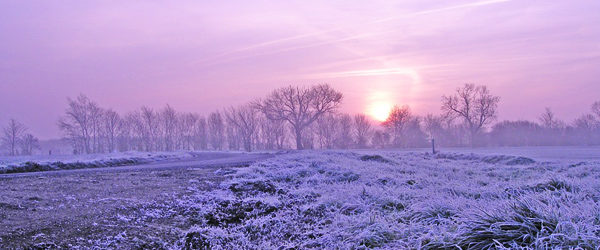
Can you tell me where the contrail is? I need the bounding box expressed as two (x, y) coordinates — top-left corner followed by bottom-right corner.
(314, 68), (419, 78)
(198, 33), (374, 68)
(411, 0), (511, 16)
(201, 0), (512, 65)
(307, 68), (421, 85)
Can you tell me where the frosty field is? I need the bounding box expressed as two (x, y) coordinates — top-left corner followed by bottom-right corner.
(1, 147), (599, 249)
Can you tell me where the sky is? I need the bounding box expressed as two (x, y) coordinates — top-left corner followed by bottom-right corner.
(1, 0), (599, 139)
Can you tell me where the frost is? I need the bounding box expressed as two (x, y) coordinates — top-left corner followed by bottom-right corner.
(0, 151), (224, 174)
(7, 149), (599, 248)
(170, 151), (600, 248)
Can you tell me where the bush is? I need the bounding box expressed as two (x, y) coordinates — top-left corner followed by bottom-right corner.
(360, 155), (393, 164)
(179, 227), (238, 250)
(505, 156), (536, 166)
(5, 161), (53, 173)
(181, 231), (212, 250)
(326, 170), (360, 183)
(204, 199), (279, 226)
(228, 180), (280, 196)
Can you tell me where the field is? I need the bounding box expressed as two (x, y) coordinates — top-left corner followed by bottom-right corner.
(1, 147), (599, 249)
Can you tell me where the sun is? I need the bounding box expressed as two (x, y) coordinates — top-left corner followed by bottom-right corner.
(368, 102), (393, 122)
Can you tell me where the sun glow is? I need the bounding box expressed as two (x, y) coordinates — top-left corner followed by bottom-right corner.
(368, 101), (393, 122)
(359, 67), (419, 123)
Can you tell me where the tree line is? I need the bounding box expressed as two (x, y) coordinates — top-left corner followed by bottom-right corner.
(2, 83), (599, 155)
(1, 119), (40, 156)
(55, 84), (342, 154)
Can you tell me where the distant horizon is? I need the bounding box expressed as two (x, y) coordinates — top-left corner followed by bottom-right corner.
(10, 85), (599, 141)
(2, 0), (599, 139)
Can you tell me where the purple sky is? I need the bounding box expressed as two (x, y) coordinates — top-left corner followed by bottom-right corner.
(1, 0), (599, 139)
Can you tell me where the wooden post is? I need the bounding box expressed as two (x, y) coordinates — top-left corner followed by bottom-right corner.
(431, 138), (436, 154)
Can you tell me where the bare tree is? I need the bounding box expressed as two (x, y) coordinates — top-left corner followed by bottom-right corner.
(354, 114), (372, 148)
(591, 102), (600, 141)
(225, 104), (259, 152)
(422, 114), (464, 147)
(335, 114), (353, 149)
(573, 114), (598, 145)
(194, 116), (208, 150)
(442, 84), (500, 146)
(573, 114), (597, 130)
(539, 107), (564, 129)
(160, 104), (177, 151)
(301, 124), (316, 149)
(140, 106), (159, 151)
(225, 119), (241, 150)
(257, 115), (286, 150)
(536, 108), (566, 145)
(404, 116), (427, 147)
(371, 130), (390, 149)
(88, 102), (104, 153)
(208, 111), (225, 150)
(58, 95), (99, 154)
(178, 113), (198, 150)
(255, 84), (343, 149)
(271, 119), (287, 149)
(103, 109), (121, 153)
(118, 113), (135, 152)
(592, 101), (600, 120)
(122, 111), (144, 151)
(382, 105), (412, 147)
(20, 134), (40, 155)
(315, 114), (337, 149)
(490, 120), (543, 146)
(2, 119), (27, 156)
(423, 114), (442, 139)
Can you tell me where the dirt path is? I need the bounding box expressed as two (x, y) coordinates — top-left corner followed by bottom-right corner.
(0, 153), (273, 248)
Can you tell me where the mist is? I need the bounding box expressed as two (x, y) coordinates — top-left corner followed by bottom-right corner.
(3, 83), (598, 156)
(2, 1), (600, 249)
(2, 0), (600, 139)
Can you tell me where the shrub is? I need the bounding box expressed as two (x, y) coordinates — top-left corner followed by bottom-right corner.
(204, 199), (279, 226)
(505, 157), (536, 166)
(180, 227), (237, 250)
(228, 180), (280, 196)
(360, 155), (393, 164)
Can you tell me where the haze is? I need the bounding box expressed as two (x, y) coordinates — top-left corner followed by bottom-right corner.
(1, 0), (599, 139)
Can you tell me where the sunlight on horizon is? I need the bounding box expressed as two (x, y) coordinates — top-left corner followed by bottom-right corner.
(360, 67), (419, 122)
(366, 90), (395, 122)
(368, 101), (393, 122)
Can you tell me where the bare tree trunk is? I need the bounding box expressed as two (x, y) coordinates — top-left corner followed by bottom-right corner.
(254, 84), (343, 150)
(294, 127), (303, 150)
(2, 119), (27, 156)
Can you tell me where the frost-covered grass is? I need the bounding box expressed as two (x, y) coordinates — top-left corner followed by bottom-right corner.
(2, 149), (599, 248)
(171, 150), (600, 249)
(0, 151), (203, 174)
